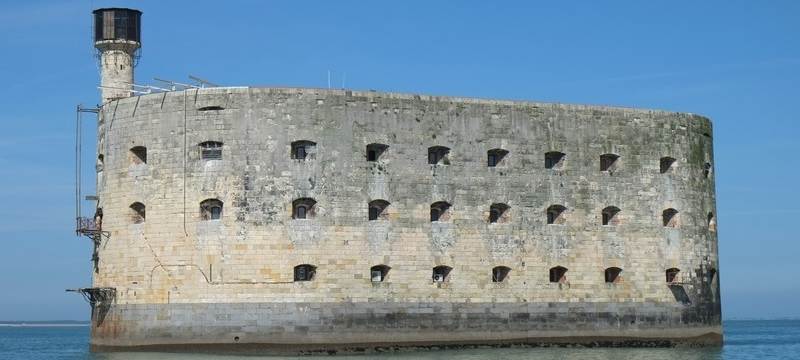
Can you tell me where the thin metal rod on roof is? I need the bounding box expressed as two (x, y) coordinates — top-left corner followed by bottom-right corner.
(130, 83), (171, 92)
(97, 85), (149, 95)
(153, 77), (199, 90)
(188, 75), (219, 88)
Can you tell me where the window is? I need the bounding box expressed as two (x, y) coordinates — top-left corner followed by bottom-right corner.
(547, 205), (566, 225)
(604, 267), (622, 283)
(666, 268), (680, 283)
(708, 212), (716, 232)
(96, 154), (104, 172)
(432, 265), (452, 283)
(130, 146), (147, 164)
(291, 140), (316, 160)
(599, 153), (619, 172)
(292, 198), (317, 219)
(93, 207), (103, 229)
(703, 163), (713, 178)
(129, 202), (145, 224)
(368, 199), (390, 221)
(492, 266), (511, 282)
(549, 266), (568, 283)
(370, 265), (390, 282)
(366, 143), (388, 162)
(660, 157), (676, 174)
(487, 149), (509, 167)
(545, 151), (565, 169)
(200, 199), (223, 220)
(489, 203), (509, 224)
(430, 201), (452, 222)
(428, 146), (450, 165)
(294, 264), (316, 282)
(662, 208), (679, 228)
(601, 206), (620, 226)
(198, 105), (224, 111)
(199, 141), (223, 160)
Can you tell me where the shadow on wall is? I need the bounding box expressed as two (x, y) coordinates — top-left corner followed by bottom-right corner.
(669, 285), (692, 305)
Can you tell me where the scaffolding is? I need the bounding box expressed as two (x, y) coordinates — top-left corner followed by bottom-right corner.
(75, 105), (107, 273)
(66, 287), (116, 306)
(69, 105), (117, 324)
(66, 287), (116, 325)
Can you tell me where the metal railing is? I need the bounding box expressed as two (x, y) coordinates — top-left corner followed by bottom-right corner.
(76, 216), (99, 234)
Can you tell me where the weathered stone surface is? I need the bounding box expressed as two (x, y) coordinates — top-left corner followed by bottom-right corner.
(91, 87), (721, 350)
(91, 301), (721, 351)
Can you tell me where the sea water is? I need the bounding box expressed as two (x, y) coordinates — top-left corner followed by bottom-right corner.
(1, 320), (798, 360)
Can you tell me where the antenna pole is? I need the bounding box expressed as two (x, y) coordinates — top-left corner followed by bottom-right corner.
(75, 105), (81, 235)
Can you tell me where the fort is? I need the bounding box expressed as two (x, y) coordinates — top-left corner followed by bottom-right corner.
(74, 8), (722, 352)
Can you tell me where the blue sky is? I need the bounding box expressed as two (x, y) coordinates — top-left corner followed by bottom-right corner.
(0, 0), (797, 320)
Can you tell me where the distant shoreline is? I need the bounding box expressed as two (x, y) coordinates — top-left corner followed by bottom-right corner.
(0, 321), (89, 327)
(0, 324), (89, 327)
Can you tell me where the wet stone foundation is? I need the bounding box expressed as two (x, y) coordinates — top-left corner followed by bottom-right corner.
(91, 301), (721, 353)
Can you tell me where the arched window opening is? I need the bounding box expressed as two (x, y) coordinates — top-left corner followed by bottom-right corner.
(549, 266), (568, 283)
(604, 267), (622, 283)
(662, 208), (679, 228)
(666, 268), (680, 283)
(599, 153), (619, 172)
(96, 154), (105, 172)
(291, 140), (316, 160)
(294, 264), (316, 282)
(199, 141), (223, 160)
(432, 265), (452, 283)
(370, 265), (390, 282)
(660, 157), (676, 174)
(366, 143), (388, 162)
(547, 205), (566, 225)
(602, 206), (620, 226)
(487, 149), (509, 167)
(130, 146), (147, 164)
(428, 146), (450, 165)
(492, 266), (511, 283)
(708, 212), (717, 232)
(430, 201), (452, 222)
(292, 198), (317, 220)
(368, 199), (390, 221)
(545, 151), (565, 169)
(489, 203), (510, 224)
(200, 199), (223, 220)
(198, 105), (224, 111)
(703, 163), (713, 178)
(129, 202), (145, 224)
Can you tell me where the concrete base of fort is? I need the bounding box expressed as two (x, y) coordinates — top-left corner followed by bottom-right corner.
(90, 302), (722, 353)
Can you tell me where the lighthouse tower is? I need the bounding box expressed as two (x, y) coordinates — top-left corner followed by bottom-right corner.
(93, 8), (142, 104)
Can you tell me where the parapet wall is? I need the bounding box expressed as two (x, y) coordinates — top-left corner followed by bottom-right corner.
(91, 87), (721, 349)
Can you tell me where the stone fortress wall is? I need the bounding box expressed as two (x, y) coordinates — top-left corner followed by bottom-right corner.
(91, 87), (721, 350)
